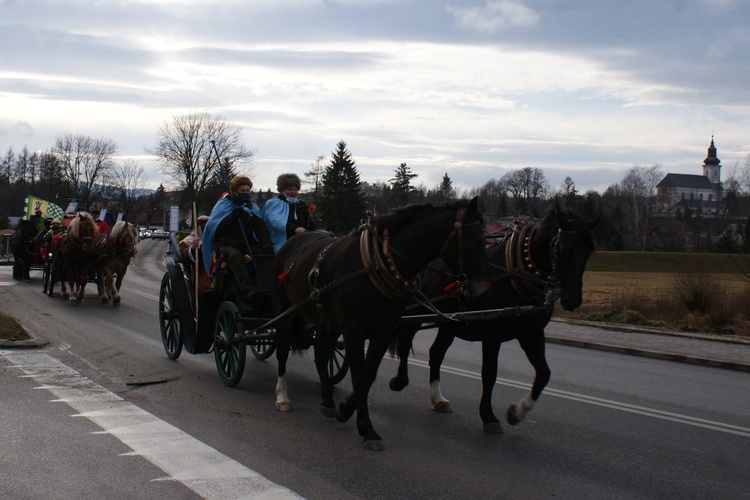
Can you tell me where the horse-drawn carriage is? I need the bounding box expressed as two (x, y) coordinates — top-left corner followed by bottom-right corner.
(158, 231), (349, 387)
(156, 199), (598, 450)
(44, 213), (139, 305)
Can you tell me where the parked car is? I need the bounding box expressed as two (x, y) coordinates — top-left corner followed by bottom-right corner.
(151, 229), (170, 240)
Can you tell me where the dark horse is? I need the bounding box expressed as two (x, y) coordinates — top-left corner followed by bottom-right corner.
(93, 221), (139, 305)
(11, 220), (37, 281)
(271, 198), (491, 450)
(56, 212), (99, 305)
(389, 205), (598, 433)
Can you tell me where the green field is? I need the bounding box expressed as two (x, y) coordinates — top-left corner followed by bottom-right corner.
(586, 251), (750, 275)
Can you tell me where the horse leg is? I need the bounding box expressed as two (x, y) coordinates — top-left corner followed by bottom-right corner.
(98, 267), (111, 304)
(112, 267), (125, 305)
(313, 331), (337, 418)
(507, 328), (550, 425)
(388, 324), (418, 392)
(336, 333), (386, 451)
(428, 328), (455, 413)
(274, 315), (298, 412)
(479, 335), (503, 433)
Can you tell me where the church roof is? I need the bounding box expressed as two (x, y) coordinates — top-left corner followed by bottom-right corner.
(657, 173), (715, 189)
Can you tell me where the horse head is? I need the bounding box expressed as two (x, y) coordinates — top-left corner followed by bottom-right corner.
(541, 206), (598, 311)
(69, 212), (98, 252)
(110, 221), (139, 258)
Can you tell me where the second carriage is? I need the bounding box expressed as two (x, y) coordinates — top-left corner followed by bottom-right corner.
(158, 232), (349, 387)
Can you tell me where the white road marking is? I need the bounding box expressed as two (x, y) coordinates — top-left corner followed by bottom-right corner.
(1, 351), (302, 499)
(406, 357), (750, 438)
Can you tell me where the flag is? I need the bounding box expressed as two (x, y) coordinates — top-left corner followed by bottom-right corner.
(25, 195), (65, 221)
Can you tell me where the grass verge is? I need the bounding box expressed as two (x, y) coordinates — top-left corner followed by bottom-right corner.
(0, 311), (31, 341)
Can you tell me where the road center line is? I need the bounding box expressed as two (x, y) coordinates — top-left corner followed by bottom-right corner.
(1, 350), (301, 499)
(406, 357), (750, 438)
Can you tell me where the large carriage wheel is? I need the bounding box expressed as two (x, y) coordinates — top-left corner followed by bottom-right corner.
(250, 327), (276, 360)
(214, 301), (246, 387)
(328, 334), (349, 385)
(159, 272), (184, 360)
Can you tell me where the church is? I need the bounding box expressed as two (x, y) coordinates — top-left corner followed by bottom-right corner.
(656, 137), (723, 219)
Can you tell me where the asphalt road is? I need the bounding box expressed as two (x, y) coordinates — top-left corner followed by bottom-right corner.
(1, 239), (749, 499)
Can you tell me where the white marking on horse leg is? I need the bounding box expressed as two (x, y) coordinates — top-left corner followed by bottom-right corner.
(514, 392), (535, 421)
(429, 380), (452, 413)
(275, 375), (292, 412)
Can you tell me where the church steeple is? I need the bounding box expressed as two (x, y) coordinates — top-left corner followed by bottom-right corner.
(702, 135), (721, 186)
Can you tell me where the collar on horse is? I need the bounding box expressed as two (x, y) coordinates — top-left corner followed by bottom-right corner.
(104, 227), (137, 258)
(503, 220), (561, 305)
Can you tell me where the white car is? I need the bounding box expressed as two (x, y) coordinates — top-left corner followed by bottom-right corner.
(151, 229), (170, 240)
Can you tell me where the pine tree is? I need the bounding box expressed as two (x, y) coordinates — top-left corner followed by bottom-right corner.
(438, 172), (455, 202)
(319, 140), (365, 233)
(389, 162), (418, 207)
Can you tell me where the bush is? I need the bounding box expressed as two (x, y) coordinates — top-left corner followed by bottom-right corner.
(672, 270), (719, 315)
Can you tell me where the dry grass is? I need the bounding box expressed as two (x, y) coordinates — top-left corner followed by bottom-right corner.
(557, 272), (750, 336)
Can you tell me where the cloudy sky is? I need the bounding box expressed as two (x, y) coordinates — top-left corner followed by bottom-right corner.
(2, 0), (749, 197)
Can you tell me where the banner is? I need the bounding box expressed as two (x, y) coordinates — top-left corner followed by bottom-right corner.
(24, 195), (65, 221)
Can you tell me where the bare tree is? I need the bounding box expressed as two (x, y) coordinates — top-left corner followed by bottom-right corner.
(147, 112), (254, 210)
(619, 164), (663, 250)
(53, 133), (118, 207)
(304, 155), (326, 206)
(109, 160), (147, 222)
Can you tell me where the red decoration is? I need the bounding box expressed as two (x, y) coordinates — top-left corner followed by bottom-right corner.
(277, 271), (291, 282)
(442, 282), (458, 293)
(309, 203), (317, 213)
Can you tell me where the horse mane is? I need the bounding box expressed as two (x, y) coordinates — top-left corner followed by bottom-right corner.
(371, 199), (479, 238)
(69, 212), (98, 239)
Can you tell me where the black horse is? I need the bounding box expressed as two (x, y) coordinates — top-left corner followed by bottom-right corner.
(11, 220), (37, 281)
(389, 205), (599, 433)
(271, 198), (491, 450)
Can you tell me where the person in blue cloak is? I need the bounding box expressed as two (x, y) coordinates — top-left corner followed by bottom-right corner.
(202, 175), (273, 302)
(262, 173), (315, 253)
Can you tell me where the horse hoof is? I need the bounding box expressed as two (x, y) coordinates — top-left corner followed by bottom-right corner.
(389, 377), (408, 392)
(506, 404), (521, 426)
(113, 298), (121, 306)
(335, 403), (353, 423)
(363, 440), (385, 451)
(320, 405), (336, 418)
(483, 422), (504, 434)
(100, 298), (109, 304)
(431, 401), (453, 413)
(276, 402), (292, 412)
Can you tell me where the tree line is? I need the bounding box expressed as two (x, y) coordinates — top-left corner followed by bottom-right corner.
(3, 112), (750, 252)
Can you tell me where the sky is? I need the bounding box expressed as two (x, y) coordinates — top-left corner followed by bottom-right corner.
(1, 0), (749, 198)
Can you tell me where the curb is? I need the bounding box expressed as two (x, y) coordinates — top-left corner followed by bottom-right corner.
(546, 336), (750, 372)
(0, 336), (50, 349)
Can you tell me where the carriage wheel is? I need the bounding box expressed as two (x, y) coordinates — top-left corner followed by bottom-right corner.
(46, 265), (56, 297)
(250, 327), (276, 360)
(159, 272), (184, 360)
(214, 301), (246, 387)
(328, 335), (349, 385)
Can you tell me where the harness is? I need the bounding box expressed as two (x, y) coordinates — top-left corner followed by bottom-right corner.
(501, 220), (561, 305)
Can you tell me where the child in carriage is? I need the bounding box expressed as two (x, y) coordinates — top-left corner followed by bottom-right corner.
(179, 214), (210, 308)
(202, 176), (273, 303)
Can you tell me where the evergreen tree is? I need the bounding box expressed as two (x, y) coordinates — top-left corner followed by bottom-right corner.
(319, 140), (365, 233)
(389, 162), (418, 207)
(438, 172), (455, 202)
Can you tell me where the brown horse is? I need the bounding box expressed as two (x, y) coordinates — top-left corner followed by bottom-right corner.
(271, 198), (491, 450)
(57, 212), (99, 305)
(94, 221), (139, 305)
(389, 205), (599, 433)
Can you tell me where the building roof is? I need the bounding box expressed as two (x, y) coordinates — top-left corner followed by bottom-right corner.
(656, 173), (715, 189)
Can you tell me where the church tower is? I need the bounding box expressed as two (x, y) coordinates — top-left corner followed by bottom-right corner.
(702, 135), (721, 188)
